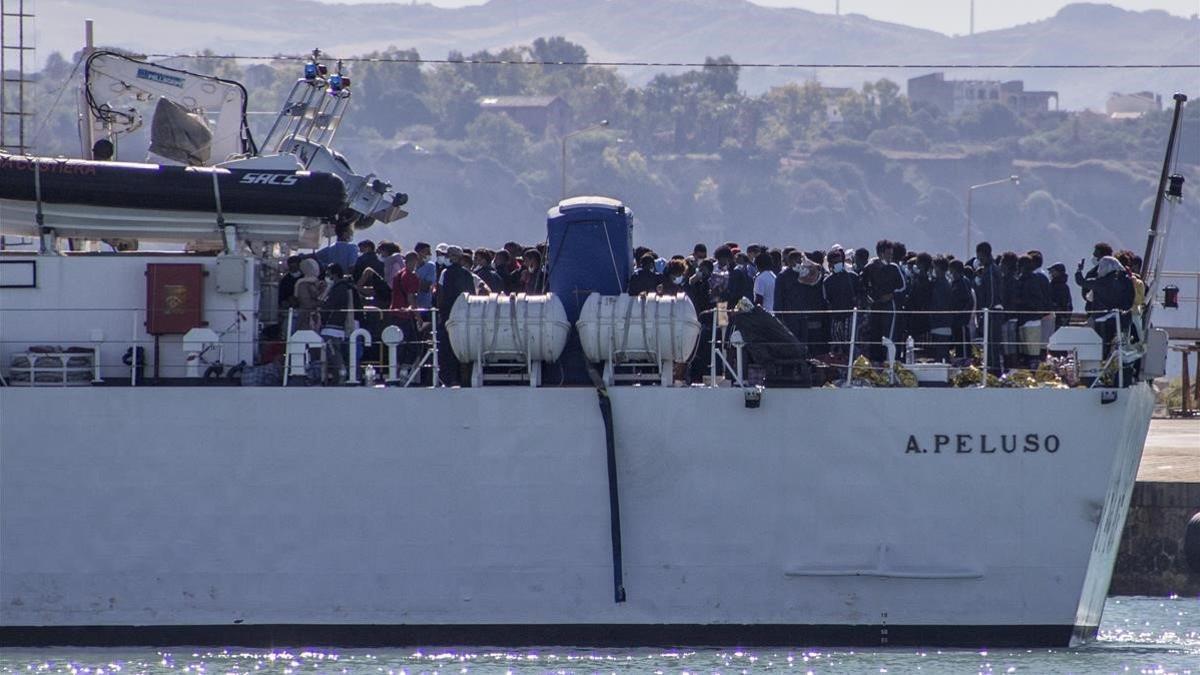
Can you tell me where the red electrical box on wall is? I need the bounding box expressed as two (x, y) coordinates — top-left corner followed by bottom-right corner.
(145, 263), (206, 335)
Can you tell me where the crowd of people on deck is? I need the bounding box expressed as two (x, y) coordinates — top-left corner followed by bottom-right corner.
(270, 223), (1143, 385)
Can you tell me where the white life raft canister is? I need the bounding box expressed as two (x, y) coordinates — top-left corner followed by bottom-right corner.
(576, 293), (701, 364)
(445, 293), (570, 365)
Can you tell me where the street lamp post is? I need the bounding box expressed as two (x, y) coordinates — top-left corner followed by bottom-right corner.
(965, 175), (1020, 256)
(561, 120), (609, 200)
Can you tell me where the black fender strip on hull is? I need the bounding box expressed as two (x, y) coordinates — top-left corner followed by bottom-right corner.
(0, 623), (1086, 648)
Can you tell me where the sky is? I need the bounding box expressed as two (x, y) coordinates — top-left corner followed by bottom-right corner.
(320, 0), (1200, 36)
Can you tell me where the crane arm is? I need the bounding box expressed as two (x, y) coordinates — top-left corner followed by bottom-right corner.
(83, 51), (257, 162)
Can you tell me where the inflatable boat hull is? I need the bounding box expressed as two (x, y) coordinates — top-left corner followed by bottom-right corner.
(0, 156), (346, 245)
(0, 198), (325, 247)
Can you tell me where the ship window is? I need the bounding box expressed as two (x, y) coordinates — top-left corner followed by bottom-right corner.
(0, 260), (37, 288)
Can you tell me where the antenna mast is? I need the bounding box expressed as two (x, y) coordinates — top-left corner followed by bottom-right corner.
(1140, 93), (1188, 330)
(0, 0), (34, 154)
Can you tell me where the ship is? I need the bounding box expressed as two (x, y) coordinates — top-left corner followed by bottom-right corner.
(0, 38), (1189, 649)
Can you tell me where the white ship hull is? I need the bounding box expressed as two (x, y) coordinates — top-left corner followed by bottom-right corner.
(0, 384), (1154, 647)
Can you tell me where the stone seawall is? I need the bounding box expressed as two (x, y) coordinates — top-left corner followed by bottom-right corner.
(1111, 481), (1200, 596)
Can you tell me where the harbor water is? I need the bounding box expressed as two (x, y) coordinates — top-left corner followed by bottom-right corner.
(1, 597), (1196, 674)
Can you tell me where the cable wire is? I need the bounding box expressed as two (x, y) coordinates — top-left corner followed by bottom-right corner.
(144, 53), (1200, 70)
(30, 55), (84, 147)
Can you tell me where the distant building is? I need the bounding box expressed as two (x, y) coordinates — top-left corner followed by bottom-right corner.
(1106, 91), (1162, 119)
(477, 95), (571, 137)
(821, 86), (851, 127)
(907, 72), (1058, 117)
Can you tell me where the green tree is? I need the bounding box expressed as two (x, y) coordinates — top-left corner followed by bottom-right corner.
(956, 102), (1030, 141)
(702, 55), (739, 98)
(466, 112), (532, 163)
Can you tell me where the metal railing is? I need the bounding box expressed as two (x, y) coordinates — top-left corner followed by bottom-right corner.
(702, 306), (1138, 390)
(0, 303), (1141, 389)
(1157, 270), (1200, 334)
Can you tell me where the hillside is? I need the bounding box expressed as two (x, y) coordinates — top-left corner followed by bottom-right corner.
(37, 0), (1200, 109)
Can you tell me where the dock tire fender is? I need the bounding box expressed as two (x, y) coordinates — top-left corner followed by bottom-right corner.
(1186, 512), (1200, 574)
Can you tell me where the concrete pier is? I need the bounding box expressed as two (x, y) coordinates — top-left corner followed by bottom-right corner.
(1112, 419), (1200, 596)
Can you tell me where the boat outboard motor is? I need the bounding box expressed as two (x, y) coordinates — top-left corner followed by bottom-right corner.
(268, 139), (408, 229)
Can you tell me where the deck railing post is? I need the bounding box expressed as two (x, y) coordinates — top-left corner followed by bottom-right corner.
(283, 308), (295, 387)
(1117, 312), (1124, 389)
(845, 307), (858, 387)
(431, 307), (440, 387)
(981, 308), (990, 388)
(709, 311), (718, 387)
(130, 309), (139, 387)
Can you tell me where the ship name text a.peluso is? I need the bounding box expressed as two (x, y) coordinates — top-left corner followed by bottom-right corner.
(905, 433), (1061, 455)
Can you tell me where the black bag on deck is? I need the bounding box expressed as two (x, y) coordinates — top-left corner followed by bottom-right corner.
(730, 306), (811, 387)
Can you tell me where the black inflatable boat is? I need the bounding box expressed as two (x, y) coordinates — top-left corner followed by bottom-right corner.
(0, 155), (346, 218)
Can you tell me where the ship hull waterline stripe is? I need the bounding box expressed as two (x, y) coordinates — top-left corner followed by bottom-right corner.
(0, 624), (1093, 648)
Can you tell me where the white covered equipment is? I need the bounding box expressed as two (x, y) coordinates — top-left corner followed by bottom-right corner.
(576, 293), (701, 385)
(445, 293), (570, 386)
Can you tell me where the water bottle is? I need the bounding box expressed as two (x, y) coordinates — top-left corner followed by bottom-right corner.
(905, 335), (916, 365)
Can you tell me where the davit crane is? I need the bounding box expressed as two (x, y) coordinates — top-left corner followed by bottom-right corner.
(81, 49), (407, 231)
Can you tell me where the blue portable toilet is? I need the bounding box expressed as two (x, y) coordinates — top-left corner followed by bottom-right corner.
(546, 196), (634, 323)
(546, 196), (633, 385)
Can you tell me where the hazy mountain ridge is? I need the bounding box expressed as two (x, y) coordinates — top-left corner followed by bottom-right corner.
(41, 0), (1199, 109)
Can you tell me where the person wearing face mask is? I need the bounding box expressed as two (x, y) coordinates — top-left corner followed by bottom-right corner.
(711, 246), (744, 308)
(948, 259), (977, 359)
(314, 225), (359, 274)
(434, 243), (451, 270)
(629, 252), (661, 295)
(773, 251), (811, 349)
(657, 259), (688, 296)
(861, 239), (906, 362)
(686, 258), (717, 383)
(377, 241), (404, 286)
(1013, 254), (1052, 366)
(927, 256), (954, 361)
(686, 243), (707, 277)
(970, 241), (1003, 373)
(904, 252), (934, 350)
(472, 248), (505, 295)
(1075, 241), (1113, 313)
(492, 249), (518, 294)
(1089, 255), (1135, 359)
(388, 251), (424, 377)
(278, 255), (303, 310)
(292, 257), (324, 331)
(436, 246), (475, 386)
(413, 242), (437, 316)
(751, 252), (776, 313)
(890, 242), (911, 344)
(521, 248), (547, 294)
(687, 258), (716, 315)
(1048, 262), (1074, 328)
(822, 246), (861, 358)
(318, 263), (363, 385)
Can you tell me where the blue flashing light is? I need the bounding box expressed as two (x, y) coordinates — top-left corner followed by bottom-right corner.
(304, 63), (318, 80)
(329, 74), (344, 92)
